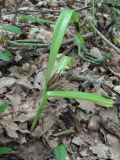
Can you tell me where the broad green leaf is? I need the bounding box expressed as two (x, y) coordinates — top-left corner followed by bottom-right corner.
(54, 144), (67, 160)
(0, 25), (21, 35)
(0, 51), (12, 61)
(45, 10), (73, 84)
(0, 101), (10, 114)
(53, 56), (73, 73)
(0, 147), (12, 155)
(47, 91), (114, 107)
(18, 15), (54, 24)
(45, 9), (80, 86)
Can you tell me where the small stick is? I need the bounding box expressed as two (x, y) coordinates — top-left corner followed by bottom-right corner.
(66, 72), (102, 84)
(8, 5), (91, 14)
(7, 40), (48, 47)
(53, 128), (75, 137)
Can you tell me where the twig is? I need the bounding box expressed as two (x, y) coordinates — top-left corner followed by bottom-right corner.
(91, 23), (120, 55)
(7, 40), (48, 47)
(53, 128), (75, 137)
(76, 5), (91, 11)
(63, 32), (94, 46)
(9, 5), (91, 14)
(109, 68), (120, 78)
(66, 72), (102, 84)
(66, 72), (120, 97)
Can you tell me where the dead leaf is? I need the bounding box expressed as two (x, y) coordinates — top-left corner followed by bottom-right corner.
(77, 100), (96, 114)
(107, 134), (120, 153)
(0, 77), (16, 89)
(72, 136), (86, 146)
(88, 115), (101, 131)
(33, 71), (44, 90)
(0, 119), (19, 138)
(100, 108), (120, 138)
(14, 112), (35, 123)
(89, 143), (109, 159)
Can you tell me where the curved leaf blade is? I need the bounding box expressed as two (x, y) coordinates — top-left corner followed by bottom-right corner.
(47, 91), (114, 107)
(45, 9), (75, 85)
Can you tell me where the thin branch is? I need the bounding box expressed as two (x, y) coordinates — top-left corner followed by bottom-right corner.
(91, 23), (120, 55)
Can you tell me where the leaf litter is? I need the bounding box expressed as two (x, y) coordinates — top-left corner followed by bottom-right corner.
(0, 0), (120, 160)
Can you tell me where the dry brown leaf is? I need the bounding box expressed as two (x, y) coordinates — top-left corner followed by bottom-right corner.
(0, 119), (19, 138)
(0, 77), (16, 89)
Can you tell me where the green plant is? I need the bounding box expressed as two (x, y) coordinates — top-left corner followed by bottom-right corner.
(0, 25), (21, 35)
(54, 144), (67, 160)
(0, 24), (22, 61)
(0, 51), (12, 61)
(18, 15), (54, 24)
(30, 9), (118, 132)
(0, 147), (12, 155)
(0, 101), (10, 114)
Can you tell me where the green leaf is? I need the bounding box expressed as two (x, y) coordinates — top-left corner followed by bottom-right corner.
(0, 25), (21, 35)
(0, 101), (10, 114)
(54, 144), (67, 160)
(18, 15), (54, 24)
(45, 9), (80, 86)
(114, 17), (120, 23)
(53, 56), (73, 73)
(0, 147), (12, 155)
(0, 51), (12, 61)
(74, 34), (84, 55)
(47, 91), (114, 107)
(112, 7), (120, 15)
(45, 10), (73, 84)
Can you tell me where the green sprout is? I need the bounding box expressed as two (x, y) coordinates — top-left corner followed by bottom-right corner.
(30, 9), (118, 132)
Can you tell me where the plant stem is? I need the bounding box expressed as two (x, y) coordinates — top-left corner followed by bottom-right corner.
(30, 91), (48, 132)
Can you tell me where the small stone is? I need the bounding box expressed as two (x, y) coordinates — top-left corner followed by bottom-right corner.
(114, 85), (120, 94)
(89, 143), (109, 159)
(107, 134), (120, 153)
(88, 115), (100, 131)
(72, 136), (85, 146)
(89, 47), (102, 59)
(80, 150), (88, 157)
(22, 63), (30, 72)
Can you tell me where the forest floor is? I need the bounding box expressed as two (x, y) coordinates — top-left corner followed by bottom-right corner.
(0, 0), (120, 159)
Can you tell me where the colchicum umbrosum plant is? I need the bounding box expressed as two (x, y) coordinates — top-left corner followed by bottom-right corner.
(30, 9), (119, 132)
